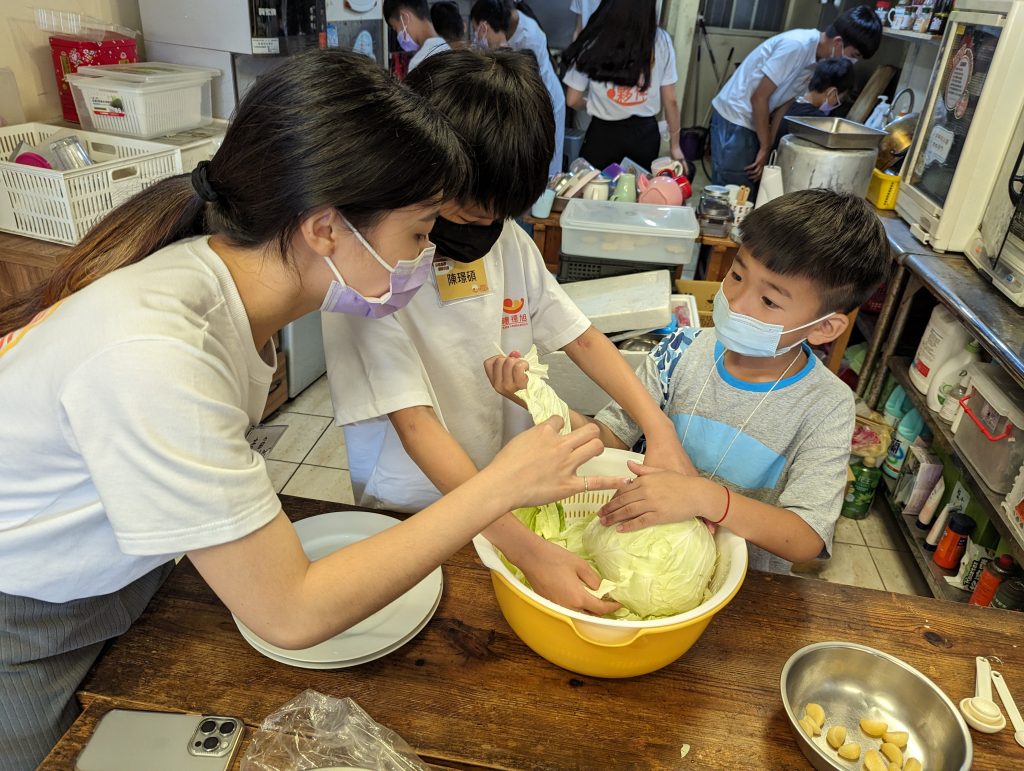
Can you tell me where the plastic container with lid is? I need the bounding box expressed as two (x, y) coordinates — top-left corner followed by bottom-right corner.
(991, 577), (1024, 611)
(969, 554), (1017, 606)
(927, 339), (980, 412)
(932, 511), (976, 570)
(67, 62), (220, 139)
(560, 270), (671, 334)
(883, 408), (923, 478)
(560, 199), (699, 265)
(952, 362), (1024, 494)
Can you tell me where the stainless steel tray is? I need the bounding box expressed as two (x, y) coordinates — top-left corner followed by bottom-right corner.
(786, 116), (887, 150)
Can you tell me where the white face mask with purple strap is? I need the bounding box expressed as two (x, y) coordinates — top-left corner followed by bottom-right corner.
(320, 217), (435, 318)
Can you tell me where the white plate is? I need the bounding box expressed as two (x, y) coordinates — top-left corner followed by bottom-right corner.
(232, 511), (443, 666)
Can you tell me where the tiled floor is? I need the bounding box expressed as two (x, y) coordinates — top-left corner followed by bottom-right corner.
(269, 376), (933, 598)
(263, 375), (353, 505)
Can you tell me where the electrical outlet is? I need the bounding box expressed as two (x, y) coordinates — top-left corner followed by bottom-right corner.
(949, 481), (971, 511)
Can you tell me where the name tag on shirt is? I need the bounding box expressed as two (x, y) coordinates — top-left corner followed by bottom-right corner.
(246, 424), (287, 458)
(433, 257), (492, 306)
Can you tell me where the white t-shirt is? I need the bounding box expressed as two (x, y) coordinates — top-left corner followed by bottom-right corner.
(0, 237), (281, 602)
(711, 28), (819, 131)
(563, 28), (678, 121)
(408, 36), (450, 71)
(570, 0), (601, 28)
(322, 221), (591, 512)
(507, 13), (566, 176)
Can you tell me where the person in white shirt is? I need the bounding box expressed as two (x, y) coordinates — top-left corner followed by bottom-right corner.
(383, 0), (450, 71)
(562, 0), (685, 173)
(0, 50), (616, 771)
(324, 49), (690, 617)
(570, 0), (601, 38)
(710, 5), (881, 187)
(470, 0), (565, 177)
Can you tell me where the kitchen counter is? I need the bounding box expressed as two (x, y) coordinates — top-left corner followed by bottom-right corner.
(46, 495), (1024, 770)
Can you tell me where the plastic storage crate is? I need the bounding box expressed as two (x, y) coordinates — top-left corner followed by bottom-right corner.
(560, 199), (699, 265)
(0, 123), (182, 244)
(68, 62), (218, 139)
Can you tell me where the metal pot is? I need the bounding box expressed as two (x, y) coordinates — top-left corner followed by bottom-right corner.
(876, 112), (920, 171)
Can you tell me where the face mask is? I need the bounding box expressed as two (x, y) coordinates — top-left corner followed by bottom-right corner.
(819, 90), (840, 116)
(429, 216), (503, 263)
(398, 15), (420, 52)
(474, 24), (489, 49)
(831, 40), (858, 64)
(712, 289), (835, 358)
(321, 218), (435, 318)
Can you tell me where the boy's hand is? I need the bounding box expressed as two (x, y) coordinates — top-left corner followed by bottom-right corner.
(598, 461), (701, 532)
(642, 436), (698, 477)
(483, 352), (529, 409)
(519, 539), (621, 616)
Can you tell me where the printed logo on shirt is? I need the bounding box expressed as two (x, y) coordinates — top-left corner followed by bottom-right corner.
(0, 301), (64, 359)
(501, 297), (529, 329)
(606, 85), (650, 107)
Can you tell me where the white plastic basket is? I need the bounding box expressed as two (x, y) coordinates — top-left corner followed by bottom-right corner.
(0, 123), (183, 245)
(67, 63), (218, 139)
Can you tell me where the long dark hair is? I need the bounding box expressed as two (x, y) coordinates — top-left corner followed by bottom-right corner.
(563, 0), (658, 88)
(0, 50), (469, 337)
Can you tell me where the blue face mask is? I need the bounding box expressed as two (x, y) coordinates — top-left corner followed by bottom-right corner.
(819, 89), (841, 116)
(398, 14), (420, 52)
(712, 289), (835, 358)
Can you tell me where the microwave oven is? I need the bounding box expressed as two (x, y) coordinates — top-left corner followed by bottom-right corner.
(896, 0), (1024, 255)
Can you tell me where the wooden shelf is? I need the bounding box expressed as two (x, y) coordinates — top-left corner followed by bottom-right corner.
(886, 356), (1024, 555)
(883, 28), (943, 45)
(878, 485), (969, 603)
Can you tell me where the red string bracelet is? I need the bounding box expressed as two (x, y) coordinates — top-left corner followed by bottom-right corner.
(709, 484), (730, 525)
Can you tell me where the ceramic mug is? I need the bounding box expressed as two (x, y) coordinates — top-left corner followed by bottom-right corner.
(651, 157), (685, 177)
(656, 169), (694, 203)
(611, 172), (637, 203)
(637, 175), (683, 206)
(888, 6), (910, 29)
(583, 179), (610, 200)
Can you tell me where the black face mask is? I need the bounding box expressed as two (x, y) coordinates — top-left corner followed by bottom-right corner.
(429, 216), (503, 263)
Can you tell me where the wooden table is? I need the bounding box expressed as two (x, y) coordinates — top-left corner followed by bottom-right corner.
(0, 231), (67, 301)
(523, 210), (741, 282)
(45, 495), (1024, 770)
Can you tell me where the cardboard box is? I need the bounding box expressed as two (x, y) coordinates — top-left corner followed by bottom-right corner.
(675, 279), (720, 327)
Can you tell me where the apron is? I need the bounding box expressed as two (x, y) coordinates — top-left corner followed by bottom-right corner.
(0, 561), (174, 770)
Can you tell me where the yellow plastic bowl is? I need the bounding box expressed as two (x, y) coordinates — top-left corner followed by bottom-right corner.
(473, 449), (748, 678)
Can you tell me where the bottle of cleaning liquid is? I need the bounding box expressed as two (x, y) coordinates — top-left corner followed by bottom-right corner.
(883, 408), (924, 478)
(865, 96), (890, 130)
(841, 456), (883, 519)
(909, 306), (971, 394)
(938, 371), (969, 424)
(882, 384), (909, 427)
(926, 339), (980, 412)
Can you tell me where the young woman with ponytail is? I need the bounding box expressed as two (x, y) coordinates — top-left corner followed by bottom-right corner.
(0, 50), (618, 770)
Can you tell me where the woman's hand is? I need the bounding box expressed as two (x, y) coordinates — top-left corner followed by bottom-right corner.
(597, 461), (714, 532)
(484, 417), (626, 510)
(518, 539), (621, 616)
(483, 351), (529, 408)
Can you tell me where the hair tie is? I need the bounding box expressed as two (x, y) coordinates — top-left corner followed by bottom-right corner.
(190, 161), (220, 204)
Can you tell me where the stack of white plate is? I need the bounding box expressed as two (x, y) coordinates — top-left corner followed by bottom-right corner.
(232, 511), (443, 670)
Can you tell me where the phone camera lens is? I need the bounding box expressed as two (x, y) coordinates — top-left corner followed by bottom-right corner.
(219, 721), (236, 735)
(200, 719), (217, 733)
(194, 741), (202, 747)
(202, 736), (220, 751)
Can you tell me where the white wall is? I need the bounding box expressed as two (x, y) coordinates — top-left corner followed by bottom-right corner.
(0, 0), (142, 121)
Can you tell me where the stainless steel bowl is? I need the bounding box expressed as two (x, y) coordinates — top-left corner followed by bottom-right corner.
(780, 642), (972, 771)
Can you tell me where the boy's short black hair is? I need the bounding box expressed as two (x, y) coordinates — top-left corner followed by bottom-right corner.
(809, 57), (855, 95)
(738, 189), (889, 313)
(431, 1), (465, 42)
(383, 0), (429, 21)
(404, 49), (554, 220)
(826, 5), (883, 59)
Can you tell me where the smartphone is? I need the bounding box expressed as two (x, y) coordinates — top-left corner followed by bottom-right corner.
(76, 709), (244, 771)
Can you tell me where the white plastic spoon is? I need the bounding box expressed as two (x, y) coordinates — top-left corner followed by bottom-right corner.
(991, 670), (1024, 748)
(960, 656), (1006, 733)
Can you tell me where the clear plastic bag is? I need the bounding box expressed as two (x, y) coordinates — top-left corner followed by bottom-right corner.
(240, 690), (430, 771)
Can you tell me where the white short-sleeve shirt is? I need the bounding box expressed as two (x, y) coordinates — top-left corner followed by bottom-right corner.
(570, 0), (601, 28)
(563, 28), (678, 121)
(0, 237), (281, 602)
(711, 28), (819, 131)
(507, 13), (566, 175)
(322, 221), (591, 512)
(408, 36), (450, 71)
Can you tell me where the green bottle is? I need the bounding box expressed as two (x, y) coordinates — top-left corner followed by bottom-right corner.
(841, 456), (883, 520)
